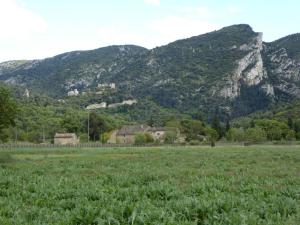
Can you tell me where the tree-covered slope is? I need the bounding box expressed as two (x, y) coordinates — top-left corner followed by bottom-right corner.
(1, 24), (300, 120)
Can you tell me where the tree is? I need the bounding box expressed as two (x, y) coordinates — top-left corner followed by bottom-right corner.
(205, 127), (218, 147)
(211, 115), (221, 139)
(287, 117), (294, 130)
(61, 110), (81, 134)
(294, 120), (300, 140)
(245, 127), (267, 143)
(225, 121), (230, 132)
(147, 115), (155, 127)
(180, 119), (205, 142)
(286, 130), (296, 141)
(88, 112), (114, 141)
(255, 119), (290, 141)
(0, 85), (18, 142)
(250, 120), (255, 128)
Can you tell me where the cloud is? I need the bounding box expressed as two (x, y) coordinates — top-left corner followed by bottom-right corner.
(0, 0), (47, 40)
(144, 0), (160, 6)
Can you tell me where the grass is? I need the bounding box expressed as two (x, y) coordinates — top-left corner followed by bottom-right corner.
(0, 145), (299, 225)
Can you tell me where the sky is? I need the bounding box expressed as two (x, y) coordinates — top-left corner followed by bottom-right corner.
(0, 0), (299, 62)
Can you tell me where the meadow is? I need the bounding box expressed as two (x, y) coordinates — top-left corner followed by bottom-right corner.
(0, 146), (299, 225)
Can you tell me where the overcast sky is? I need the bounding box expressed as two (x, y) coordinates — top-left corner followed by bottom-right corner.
(0, 0), (299, 62)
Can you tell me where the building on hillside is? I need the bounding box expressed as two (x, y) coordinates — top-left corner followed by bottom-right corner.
(54, 133), (79, 145)
(98, 83), (116, 89)
(86, 102), (107, 110)
(67, 89), (79, 96)
(24, 89), (30, 98)
(116, 125), (150, 144)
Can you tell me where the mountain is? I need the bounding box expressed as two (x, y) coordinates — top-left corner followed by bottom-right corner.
(1, 24), (300, 120)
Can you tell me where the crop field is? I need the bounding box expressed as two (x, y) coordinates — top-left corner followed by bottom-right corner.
(0, 146), (299, 225)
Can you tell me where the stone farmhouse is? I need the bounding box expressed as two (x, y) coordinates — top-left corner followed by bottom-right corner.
(54, 133), (79, 145)
(108, 125), (166, 144)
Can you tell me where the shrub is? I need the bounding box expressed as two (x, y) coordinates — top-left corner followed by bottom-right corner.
(286, 130), (296, 141)
(79, 134), (89, 143)
(226, 128), (245, 142)
(164, 131), (177, 144)
(189, 140), (202, 146)
(145, 133), (154, 143)
(135, 133), (147, 145)
(100, 132), (111, 144)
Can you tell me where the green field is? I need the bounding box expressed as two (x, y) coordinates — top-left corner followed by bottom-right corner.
(0, 146), (299, 225)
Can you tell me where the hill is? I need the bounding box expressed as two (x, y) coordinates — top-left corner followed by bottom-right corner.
(1, 24), (300, 120)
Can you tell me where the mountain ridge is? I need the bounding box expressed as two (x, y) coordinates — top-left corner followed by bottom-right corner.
(1, 24), (300, 120)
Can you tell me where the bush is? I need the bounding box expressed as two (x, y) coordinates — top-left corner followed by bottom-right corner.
(286, 130), (296, 141)
(164, 131), (177, 144)
(134, 133), (147, 145)
(100, 132), (111, 144)
(189, 140), (202, 145)
(79, 134), (89, 143)
(145, 133), (154, 143)
(226, 128), (245, 142)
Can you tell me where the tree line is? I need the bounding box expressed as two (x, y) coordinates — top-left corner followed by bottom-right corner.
(1, 84), (300, 145)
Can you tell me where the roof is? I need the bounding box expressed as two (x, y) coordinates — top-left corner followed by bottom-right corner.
(54, 133), (77, 138)
(117, 125), (150, 135)
(148, 127), (167, 132)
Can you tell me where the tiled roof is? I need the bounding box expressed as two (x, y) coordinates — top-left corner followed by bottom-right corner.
(117, 125), (150, 135)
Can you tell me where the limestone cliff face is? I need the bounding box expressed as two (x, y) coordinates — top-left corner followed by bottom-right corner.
(265, 46), (300, 98)
(220, 33), (268, 98)
(220, 32), (300, 101)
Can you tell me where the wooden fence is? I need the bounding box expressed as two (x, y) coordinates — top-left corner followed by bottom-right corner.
(0, 142), (190, 150)
(1, 141), (299, 150)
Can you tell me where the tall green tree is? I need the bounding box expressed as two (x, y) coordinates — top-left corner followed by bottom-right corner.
(88, 112), (114, 141)
(225, 120), (231, 132)
(287, 117), (294, 129)
(211, 115), (221, 139)
(205, 127), (218, 147)
(61, 110), (81, 134)
(0, 85), (18, 142)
